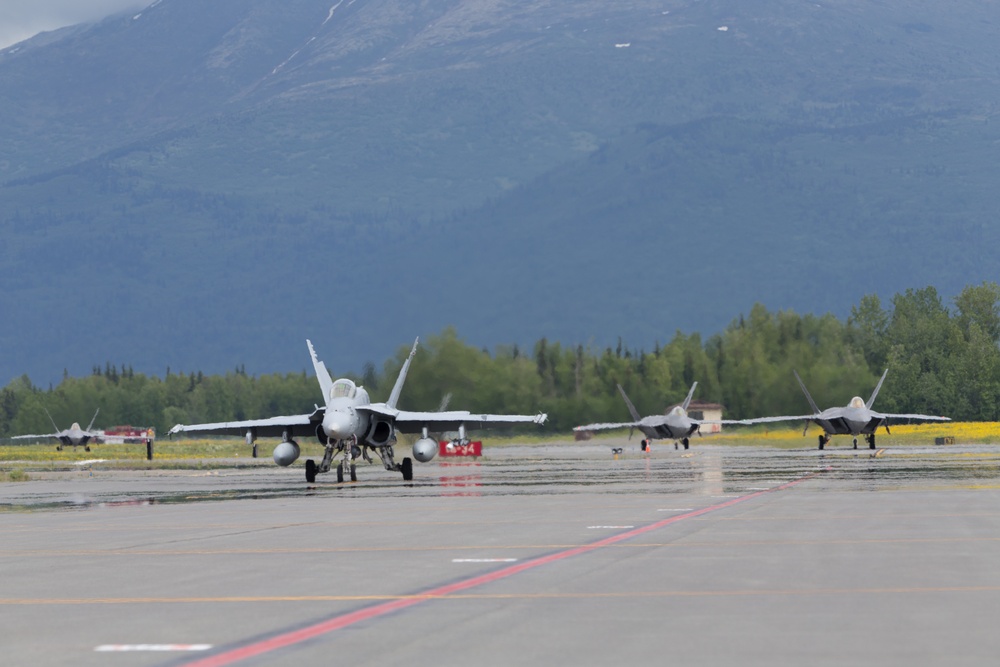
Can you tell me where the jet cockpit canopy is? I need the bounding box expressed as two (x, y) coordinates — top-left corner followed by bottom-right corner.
(849, 396), (866, 409)
(330, 379), (357, 401)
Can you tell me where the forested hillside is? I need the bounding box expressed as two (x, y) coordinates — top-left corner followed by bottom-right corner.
(3, 284), (996, 438)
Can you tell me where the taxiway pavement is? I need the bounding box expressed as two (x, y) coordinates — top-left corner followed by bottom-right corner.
(3, 442), (1000, 666)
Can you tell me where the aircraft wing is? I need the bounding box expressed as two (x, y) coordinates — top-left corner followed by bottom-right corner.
(877, 413), (951, 422)
(8, 432), (61, 440)
(740, 415), (819, 425)
(168, 410), (324, 439)
(360, 405), (547, 434)
(573, 421), (640, 432)
(699, 419), (750, 425)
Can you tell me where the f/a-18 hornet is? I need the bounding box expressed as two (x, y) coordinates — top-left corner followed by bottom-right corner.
(574, 382), (742, 450)
(169, 339), (547, 483)
(743, 369), (950, 450)
(10, 408), (101, 451)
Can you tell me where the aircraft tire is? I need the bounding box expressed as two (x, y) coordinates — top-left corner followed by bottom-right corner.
(401, 457), (413, 481)
(869, 434), (876, 450)
(682, 438), (690, 450)
(853, 438), (858, 449)
(252, 443), (258, 458)
(305, 459), (317, 483)
(336, 462), (344, 483)
(350, 464), (357, 482)
(640, 440), (647, 452)
(818, 435), (825, 450)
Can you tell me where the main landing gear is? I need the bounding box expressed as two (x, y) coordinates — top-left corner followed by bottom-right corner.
(851, 434), (877, 450)
(818, 434), (829, 450)
(304, 436), (414, 483)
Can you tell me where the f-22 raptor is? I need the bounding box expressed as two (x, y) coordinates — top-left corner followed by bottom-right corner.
(575, 382), (742, 450)
(10, 408), (101, 451)
(743, 369), (951, 450)
(170, 339), (547, 483)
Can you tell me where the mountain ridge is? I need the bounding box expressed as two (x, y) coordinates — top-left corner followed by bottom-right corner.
(2, 0), (1000, 385)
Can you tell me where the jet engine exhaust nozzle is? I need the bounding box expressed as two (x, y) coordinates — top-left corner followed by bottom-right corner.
(413, 437), (438, 463)
(273, 440), (300, 467)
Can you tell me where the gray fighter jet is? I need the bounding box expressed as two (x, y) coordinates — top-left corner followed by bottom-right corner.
(574, 382), (742, 450)
(169, 339), (547, 483)
(11, 408), (101, 451)
(743, 369), (950, 450)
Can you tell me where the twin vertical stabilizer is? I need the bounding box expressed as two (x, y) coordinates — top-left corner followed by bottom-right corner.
(387, 338), (419, 409)
(307, 339), (335, 406)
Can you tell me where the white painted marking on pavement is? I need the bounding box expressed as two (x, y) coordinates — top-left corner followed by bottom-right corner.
(658, 508), (694, 512)
(588, 526), (634, 529)
(452, 558), (518, 563)
(95, 645), (212, 652)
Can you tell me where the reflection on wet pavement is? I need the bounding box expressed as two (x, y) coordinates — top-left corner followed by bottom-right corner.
(3, 443), (999, 512)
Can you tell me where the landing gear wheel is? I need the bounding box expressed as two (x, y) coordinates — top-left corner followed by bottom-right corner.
(350, 464), (357, 482)
(818, 435), (825, 450)
(56, 445), (63, 451)
(853, 438), (858, 450)
(401, 457), (413, 481)
(869, 434), (876, 450)
(682, 438), (690, 450)
(641, 440), (648, 452)
(305, 459), (317, 483)
(252, 443), (258, 458)
(336, 462), (344, 484)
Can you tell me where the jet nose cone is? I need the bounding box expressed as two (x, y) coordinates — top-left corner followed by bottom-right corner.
(326, 421), (344, 438)
(323, 408), (359, 441)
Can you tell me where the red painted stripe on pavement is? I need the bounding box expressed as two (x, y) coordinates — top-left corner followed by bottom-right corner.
(179, 471), (821, 667)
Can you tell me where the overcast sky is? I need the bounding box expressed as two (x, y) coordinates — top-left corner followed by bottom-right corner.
(0, 0), (146, 49)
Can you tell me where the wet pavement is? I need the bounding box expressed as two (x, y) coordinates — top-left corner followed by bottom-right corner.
(3, 442), (1000, 665)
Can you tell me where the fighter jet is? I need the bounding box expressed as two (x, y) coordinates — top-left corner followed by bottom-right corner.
(743, 369), (951, 450)
(574, 382), (742, 450)
(10, 408), (101, 451)
(169, 339), (547, 483)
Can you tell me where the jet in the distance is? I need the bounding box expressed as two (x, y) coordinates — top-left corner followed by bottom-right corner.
(10, 408), (101, 451)
(743, 369), (950, 450)
(574, 382), (742, 450)
(169, 339), (547, 483)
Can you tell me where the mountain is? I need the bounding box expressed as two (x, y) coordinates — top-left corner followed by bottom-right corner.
(2, 0), (1000, 385)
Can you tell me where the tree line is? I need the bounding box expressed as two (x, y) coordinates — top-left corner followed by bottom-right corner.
(2, 283), (998, 439)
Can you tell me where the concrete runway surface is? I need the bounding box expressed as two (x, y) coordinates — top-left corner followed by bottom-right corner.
(3, 442), (1000, 666)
